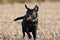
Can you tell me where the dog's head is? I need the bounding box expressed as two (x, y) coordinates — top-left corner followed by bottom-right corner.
(25, 5), (39, 21)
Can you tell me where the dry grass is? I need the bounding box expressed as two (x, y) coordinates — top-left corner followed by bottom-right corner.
(0, 2), (60, 40)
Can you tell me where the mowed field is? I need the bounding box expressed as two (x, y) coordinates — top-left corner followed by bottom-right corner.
(0, 2), (60, 40)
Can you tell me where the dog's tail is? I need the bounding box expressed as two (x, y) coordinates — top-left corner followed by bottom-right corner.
(14, 16), (24, 21)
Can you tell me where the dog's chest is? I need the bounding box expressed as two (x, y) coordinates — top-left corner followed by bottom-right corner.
(26, 20), (38, 26)
(23, 18), (38, 27)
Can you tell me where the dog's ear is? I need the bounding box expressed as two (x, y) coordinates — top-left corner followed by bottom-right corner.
(33, 5), (39, 12)
(25, 4), (29, 10)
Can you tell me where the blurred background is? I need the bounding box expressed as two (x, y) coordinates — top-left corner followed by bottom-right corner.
(0, 0), (60, 4)
(0, 0), (60, 40)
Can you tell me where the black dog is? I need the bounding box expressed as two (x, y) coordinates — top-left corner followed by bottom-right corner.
(14, 5), (39, 40)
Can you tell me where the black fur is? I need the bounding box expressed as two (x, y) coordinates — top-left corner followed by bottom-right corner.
(14, 5), (39, 40)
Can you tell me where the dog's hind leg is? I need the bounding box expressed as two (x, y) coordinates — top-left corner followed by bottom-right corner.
(22, 22), (26, 38)
(22, 27), (25, 38)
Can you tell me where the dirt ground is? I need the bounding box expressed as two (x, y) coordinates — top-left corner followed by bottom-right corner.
(0, 2), (60, 40)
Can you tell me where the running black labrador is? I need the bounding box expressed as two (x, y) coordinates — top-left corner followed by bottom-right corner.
(14, 5), (39, 40)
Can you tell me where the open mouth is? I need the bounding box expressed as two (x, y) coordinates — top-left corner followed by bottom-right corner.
(27, 16), (32, 20)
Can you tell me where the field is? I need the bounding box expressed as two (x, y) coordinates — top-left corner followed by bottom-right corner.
(0, 2), (60, 40)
